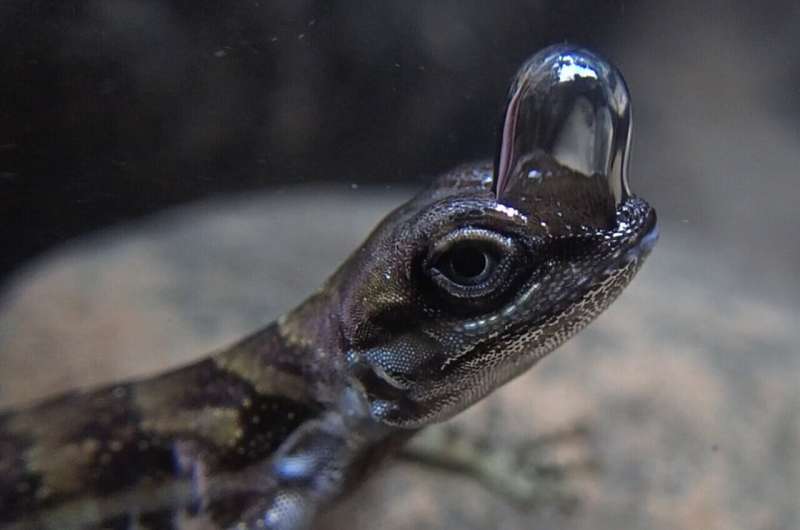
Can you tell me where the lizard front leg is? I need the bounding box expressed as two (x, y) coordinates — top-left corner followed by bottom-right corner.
(399, 420), (594, 512)
(219, 419), (343, 530)
(217, 394), (404, 530)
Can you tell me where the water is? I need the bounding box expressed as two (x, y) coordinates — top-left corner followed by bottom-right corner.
(1, 3), (798, 529)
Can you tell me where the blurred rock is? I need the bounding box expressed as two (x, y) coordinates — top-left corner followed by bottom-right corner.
(1, 185), (797, 530)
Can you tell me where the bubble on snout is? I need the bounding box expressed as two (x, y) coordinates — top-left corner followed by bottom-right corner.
(493, 45), (633, 228)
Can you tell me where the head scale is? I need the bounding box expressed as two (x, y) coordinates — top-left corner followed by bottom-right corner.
(333, 46), (658, 428)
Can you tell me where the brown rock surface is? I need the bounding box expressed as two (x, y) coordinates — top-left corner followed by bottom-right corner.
(1, 187), (797, 530)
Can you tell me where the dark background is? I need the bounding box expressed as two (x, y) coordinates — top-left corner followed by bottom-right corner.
(4, 1), (798, 304)
(1, 0), (634, 283)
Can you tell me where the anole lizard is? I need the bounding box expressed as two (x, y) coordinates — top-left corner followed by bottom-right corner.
(0, 45), (657, 530)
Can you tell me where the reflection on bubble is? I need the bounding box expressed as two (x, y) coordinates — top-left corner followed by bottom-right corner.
(493, 45), (632, 213)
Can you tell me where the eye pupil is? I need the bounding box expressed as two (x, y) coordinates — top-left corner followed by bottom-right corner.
(426, 228), (524, 311)
(447, 245), (489, 282)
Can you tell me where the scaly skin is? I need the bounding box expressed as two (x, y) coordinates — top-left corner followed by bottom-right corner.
(0, 46), (657, 530)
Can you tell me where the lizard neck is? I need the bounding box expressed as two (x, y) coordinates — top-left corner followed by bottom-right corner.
(221, 286), (349, 408)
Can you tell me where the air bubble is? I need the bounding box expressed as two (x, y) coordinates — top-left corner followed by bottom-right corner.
(492, 45), (633, 225)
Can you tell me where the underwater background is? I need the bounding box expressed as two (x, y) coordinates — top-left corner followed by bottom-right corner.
(1, 2), (798, 529)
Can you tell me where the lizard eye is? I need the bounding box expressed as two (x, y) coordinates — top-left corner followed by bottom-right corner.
(437, 242), (497, 286)
(426, 228), (526, 311)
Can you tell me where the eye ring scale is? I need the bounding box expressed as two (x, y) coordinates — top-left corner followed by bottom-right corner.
(425, 227), (526, 311)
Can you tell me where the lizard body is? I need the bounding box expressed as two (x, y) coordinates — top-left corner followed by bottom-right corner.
(0, 46), (657, 530)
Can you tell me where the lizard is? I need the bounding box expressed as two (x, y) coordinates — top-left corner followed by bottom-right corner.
(0, 45), (658, 530)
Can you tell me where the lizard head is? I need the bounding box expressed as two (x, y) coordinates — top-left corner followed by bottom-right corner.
(335, 46), (658, 428)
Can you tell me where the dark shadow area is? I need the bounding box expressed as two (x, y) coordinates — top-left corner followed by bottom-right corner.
(1, 0), (627, 282)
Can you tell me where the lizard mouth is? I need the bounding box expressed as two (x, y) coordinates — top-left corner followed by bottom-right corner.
(627, 207), (659, 260)
(610, 195), (658, 266)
